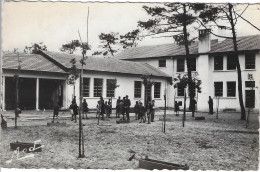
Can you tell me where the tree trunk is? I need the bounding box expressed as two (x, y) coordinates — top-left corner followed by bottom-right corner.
(73, 84), (75, 97)
(182, 4), (194, 112)
(228, 3), (246, 120)
(78, 64), (85, 158)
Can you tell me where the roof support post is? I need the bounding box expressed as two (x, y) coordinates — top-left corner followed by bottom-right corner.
(36, 78), (39, 110)
(2, 76), (5, 111)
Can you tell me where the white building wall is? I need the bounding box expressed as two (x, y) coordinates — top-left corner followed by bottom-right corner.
(68, 72), (169, 109)
(208, 52), (260, 112)
(127, 51), (260, 112)
(130, 58), (175, 108)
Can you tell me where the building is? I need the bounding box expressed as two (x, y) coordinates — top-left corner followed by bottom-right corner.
(115, 30), (260, 112)
(2, 50), (170, 110)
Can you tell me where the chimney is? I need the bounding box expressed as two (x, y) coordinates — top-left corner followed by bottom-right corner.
(198, 29), (211, 53)
(218, 26), (226, 42)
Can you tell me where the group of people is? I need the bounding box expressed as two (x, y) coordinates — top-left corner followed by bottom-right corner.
(134, 100), (155, 123)
(115, 95), (131, 120)
(96, 96), (112, 120)
(69, 96), (89, 123)
(52, 94), (214, 123)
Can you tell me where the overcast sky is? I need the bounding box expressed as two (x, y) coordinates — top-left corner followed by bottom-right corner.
(2, 2), (260, 55)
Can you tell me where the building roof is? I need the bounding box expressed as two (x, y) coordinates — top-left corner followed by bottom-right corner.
(40, 51), (170, 78)
(115, 35), (260, 60)
(210, 35), (260, 53)
(3, 53), (66, 73)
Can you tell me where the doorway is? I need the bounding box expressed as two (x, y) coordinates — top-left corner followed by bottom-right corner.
(245, 90), (255, 108)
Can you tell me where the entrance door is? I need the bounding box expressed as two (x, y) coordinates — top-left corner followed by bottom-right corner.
(245, 90), (255, 108)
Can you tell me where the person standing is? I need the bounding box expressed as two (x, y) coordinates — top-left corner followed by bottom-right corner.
(134, 101), (139, 120)
(82, 99), (89, 119)
(52, 101), (60, 123)
(208, 96), (214, 114)
(125, 95), (131, 120)
(116, 96), (121, 118)
(72, 96), (76, 104)
(100, 97), (105, 120)
(107, 100), (112, 118)
(69, 101), (74, 121)
(150, 100), (155, 122)
(72, 102), (79, 123)
(190, 98), (197, 117)
(139, 102), (146, 123)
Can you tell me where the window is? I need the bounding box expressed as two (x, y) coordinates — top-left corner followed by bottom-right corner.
(227, 82), (236, 97)
(94, 78), (103, 97)
(134, 81), (142, 98)
(245, 53), (255, 69)
(177, 58), (185, 72)
(177, 84), (185, 96)
(154, 82), (161, 98)
(82, 78), (90, 97)
(106, 79), (116, 97)
(245, 81), (255, 88)
(214, 82), (223, 97)
(190, 58), (196, 71)
(158, 60), (166, 67)
(214, 56), (223, 70)
(227, 55), (237, 70)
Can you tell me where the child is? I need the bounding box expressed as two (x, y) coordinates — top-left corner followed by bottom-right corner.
(139, 102), (146, 123)
(72, 102), (79, 123)
(52, 102), (60, 123)
(119, 100), (125, 120)
(69, 101), (74, 121)
(107, 100), (112, 118)
(96, 101), (100, 118)
(146, 101), (152, 124)
(105, 101), (109, 119)
(134, 101), (139, 120)
(82, 99), (89, 119)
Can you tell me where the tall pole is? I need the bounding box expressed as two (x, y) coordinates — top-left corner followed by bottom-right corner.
(163, 91), (166, 133)
(183, 87), (187, 127)
(77, 7), (89, 158)
(15, 52), (21, 128)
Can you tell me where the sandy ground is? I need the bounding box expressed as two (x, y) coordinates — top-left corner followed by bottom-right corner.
(0, 110), (259, 170)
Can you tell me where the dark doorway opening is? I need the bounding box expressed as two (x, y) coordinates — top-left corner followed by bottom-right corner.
(5, 77), (36, 110)
(245, 90), (255, 108)
(39, 79), (64, 110)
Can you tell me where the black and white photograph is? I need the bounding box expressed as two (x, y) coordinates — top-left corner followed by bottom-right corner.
(0, 0), (259, 171)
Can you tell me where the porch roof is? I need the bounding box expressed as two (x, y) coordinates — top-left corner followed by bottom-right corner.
(3, 53), (66, 73)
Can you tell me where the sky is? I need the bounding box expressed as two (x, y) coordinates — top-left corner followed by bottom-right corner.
(2, 1), (260, 56)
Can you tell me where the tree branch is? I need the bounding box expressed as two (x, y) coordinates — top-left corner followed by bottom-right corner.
(234, 4), (249, 25)
(196, 19), (233, 39)
(235, 11), (260, 32)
